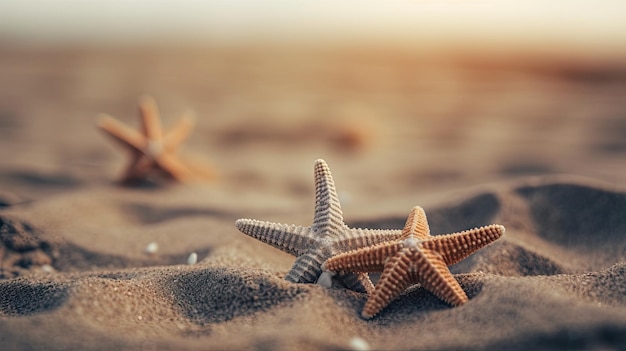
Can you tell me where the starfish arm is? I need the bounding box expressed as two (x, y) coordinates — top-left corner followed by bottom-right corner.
(286, 251), (325, 284)
(412, 251), (468, 306)
(333, 272), (375, 294)
(338, 228), (402, 251)
(235, 219), (314, 257)
(180, 155), (218, 181)
(424, 224), (505, 266)
(139, 95), (163, 141)
(402, 206), (431, 240)
(361, 251), (415, 319)
(155, 153), (195, 182)
(311, 159), (345, 236)
(322, 242), (403, 273)
(97, 114), (146, 153)
(163, 113), (195, 152)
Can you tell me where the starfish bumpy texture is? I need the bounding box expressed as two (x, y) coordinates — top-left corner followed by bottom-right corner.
(235, 159), (402, 293)
(98, 95), (211, 184)
(323, 206), (505, 319)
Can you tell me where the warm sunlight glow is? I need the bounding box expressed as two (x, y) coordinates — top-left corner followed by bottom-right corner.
(1, 0), (625, 57)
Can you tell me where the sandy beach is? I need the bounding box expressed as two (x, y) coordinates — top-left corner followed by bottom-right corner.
(1, 43), (626, 350)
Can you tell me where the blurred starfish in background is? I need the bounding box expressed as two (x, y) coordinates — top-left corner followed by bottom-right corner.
(323, 206), (505, 319)
(98, 95), (215, 184)
(236, 159), (402, 293)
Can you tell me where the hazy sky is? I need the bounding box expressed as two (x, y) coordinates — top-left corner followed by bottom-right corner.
(2, 0), (625, 53)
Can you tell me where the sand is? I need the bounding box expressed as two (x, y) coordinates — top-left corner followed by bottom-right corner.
(1, 44), (626, 350)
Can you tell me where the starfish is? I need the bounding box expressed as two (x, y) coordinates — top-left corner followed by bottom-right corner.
(98, 95), (214, 184)
(235, 159), (402, 293)
(322, 206), (505, 319)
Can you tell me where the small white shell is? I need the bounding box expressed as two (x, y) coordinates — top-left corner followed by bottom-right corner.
(144, 242), (159, 254)
(349, 336), (370, 351)
(187, 252), (198, 265)
(316, 271), (335, 288)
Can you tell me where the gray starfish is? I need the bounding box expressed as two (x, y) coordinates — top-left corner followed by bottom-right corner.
(235, 159), (402, 293)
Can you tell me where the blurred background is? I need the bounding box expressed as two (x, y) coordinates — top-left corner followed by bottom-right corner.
(1, 0), (626, 205)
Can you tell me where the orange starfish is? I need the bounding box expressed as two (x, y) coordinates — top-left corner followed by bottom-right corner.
(98, 96), (214, 184)
(322, 206), (505, 319)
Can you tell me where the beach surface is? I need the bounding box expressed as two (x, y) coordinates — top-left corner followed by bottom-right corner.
(1, 44), (626, 350)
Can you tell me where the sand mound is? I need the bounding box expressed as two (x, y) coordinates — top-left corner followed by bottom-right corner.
(0, 216), (55, 278)
(0, 279), (69, 316)
(517, 183), (626, 253)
